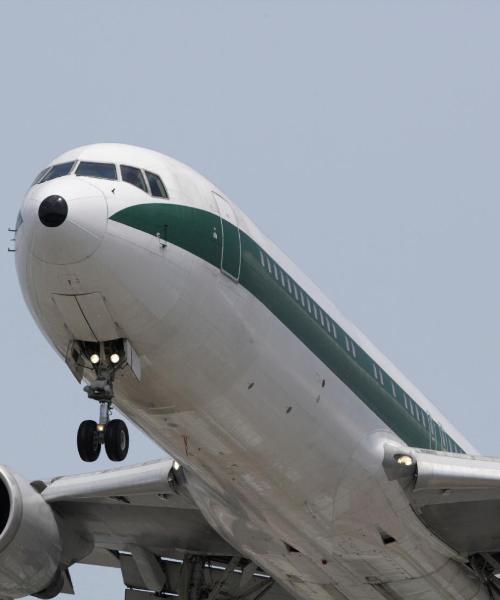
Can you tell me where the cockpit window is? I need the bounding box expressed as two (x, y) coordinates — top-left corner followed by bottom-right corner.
(32, 167), (51, 185)
(38, 161), (76, 183)
(121, 165), (147, 192)
(145, 171), (168, 198)
(76, 161), (117, 180)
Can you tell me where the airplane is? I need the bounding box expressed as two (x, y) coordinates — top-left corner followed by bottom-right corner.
(4, 143), (500, 600)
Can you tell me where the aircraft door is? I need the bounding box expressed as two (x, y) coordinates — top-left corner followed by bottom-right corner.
(212, 192), (241, 281)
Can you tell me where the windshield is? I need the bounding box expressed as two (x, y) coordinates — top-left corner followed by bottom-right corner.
(32, 167), (51, 185)
(31, 159), (169, 196)
(121, 165), (147, 192)
(75, 161), (117, 180)
(145, 170), (168, 198)
(37, 161), (75, 184)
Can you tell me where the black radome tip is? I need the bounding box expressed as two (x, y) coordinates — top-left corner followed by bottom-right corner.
(38, 195), (68, 227)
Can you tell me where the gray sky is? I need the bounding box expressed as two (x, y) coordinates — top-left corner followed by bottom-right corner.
(1, 1), (500, 597)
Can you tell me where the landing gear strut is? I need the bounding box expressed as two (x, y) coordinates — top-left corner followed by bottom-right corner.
(76, 341), (129, 463)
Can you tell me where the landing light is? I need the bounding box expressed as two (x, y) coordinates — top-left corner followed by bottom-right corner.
(110, 353), (120, 364)
(90, 353), (100, 365)
(396, 454), (414, 467)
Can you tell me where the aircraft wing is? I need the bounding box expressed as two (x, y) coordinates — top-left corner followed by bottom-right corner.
(0, 459), (292, 600)
(384, 445), (500, 575)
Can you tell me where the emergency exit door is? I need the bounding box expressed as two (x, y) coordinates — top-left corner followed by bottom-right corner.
(212, 192), (241, 280)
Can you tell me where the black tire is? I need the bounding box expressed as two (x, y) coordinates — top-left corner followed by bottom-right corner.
(104, 419), (129, 461)
(77, 420), (101, 462)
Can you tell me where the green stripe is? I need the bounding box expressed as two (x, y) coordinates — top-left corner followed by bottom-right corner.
(111, 203), (464, 454)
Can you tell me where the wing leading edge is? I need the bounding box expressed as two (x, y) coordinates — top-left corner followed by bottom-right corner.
(384, 444), (500, 589)
(0, 459), (292, 600)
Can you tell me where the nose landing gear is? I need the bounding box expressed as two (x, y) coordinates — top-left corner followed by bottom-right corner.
(76, 408), (129, 463)
(104, 419), (129, 461)
(76, 341), (130, 463)
(77, 420), (101, 462)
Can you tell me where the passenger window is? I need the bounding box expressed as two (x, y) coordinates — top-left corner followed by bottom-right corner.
(76, 161), (117, 180)
(40, 161), (75, 183)
(121, 165), (147, 192)
(145, 171), (168, 198)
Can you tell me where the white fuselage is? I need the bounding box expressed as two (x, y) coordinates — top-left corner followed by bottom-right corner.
(15, 144), (486, 600)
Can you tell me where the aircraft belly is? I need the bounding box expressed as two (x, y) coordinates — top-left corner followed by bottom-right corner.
(103, 245), (485, 600)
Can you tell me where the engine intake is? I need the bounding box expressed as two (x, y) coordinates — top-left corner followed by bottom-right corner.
(0, 477), (10, 534)
(0, 466), (63, 599)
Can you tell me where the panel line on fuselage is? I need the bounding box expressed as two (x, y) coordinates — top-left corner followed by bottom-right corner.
(110, 203), (464, 454)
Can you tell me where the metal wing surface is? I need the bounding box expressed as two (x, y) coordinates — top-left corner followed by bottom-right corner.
(29, 459), (292, 600)
(385, 445), (500, 577)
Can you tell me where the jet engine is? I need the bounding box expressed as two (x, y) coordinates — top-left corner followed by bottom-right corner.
(0, 466), (63, 599)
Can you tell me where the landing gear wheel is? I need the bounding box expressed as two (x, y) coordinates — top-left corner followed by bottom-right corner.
(104, 419), (129, 461)
(77, 420), (101, 462)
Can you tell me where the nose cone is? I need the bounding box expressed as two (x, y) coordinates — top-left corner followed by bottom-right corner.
(27, 178), (108, 265)
(38, 195), (68, 227)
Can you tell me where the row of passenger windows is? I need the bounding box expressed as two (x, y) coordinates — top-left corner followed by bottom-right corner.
(33, 161), (168, 199)
(375, 362), (460, 452)
(372, 353), (461, 451)
(259, 248), (340, 341)
(258, 247), (463, 454)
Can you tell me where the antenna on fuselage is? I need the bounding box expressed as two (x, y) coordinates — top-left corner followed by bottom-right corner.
(7, 227), (17, 252)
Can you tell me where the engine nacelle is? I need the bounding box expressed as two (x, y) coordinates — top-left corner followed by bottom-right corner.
(0, 466), (62, 599)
